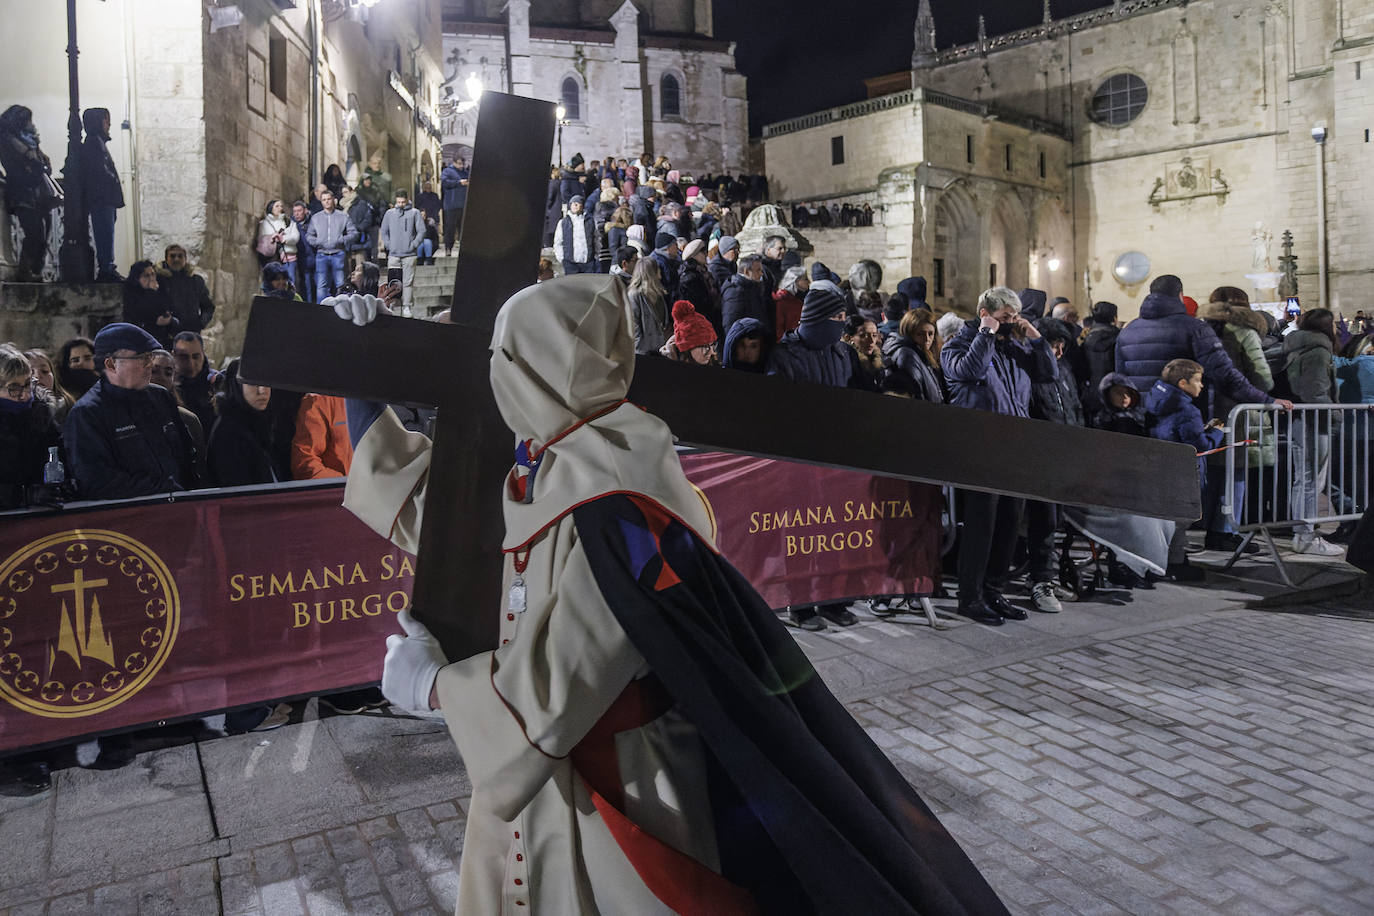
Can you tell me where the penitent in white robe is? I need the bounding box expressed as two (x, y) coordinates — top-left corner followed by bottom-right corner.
(343, 277), (728, 915)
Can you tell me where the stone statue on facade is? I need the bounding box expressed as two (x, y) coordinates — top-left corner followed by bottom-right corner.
(1250, 221), (1273, 272)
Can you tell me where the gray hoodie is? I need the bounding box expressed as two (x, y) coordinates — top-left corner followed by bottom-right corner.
(381, 203), (426, 258)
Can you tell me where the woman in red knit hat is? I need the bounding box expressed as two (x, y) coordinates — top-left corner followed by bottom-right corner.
(666, 299), (719, 366)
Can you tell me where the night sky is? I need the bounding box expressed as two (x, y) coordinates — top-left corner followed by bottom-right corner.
(714, 0), (1117, 136)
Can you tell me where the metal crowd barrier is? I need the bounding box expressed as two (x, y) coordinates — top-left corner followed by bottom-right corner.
(1222, 402), (1373, 585)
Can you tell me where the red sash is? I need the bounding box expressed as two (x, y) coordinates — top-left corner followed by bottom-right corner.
(570, 676), (758, 915)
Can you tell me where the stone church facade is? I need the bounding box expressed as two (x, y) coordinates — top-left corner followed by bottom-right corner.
(439, 0), (748, 175)
(765, 0), (1373, 319)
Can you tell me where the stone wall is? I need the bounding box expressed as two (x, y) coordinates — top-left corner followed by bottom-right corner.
(0, 284), (123, 352)
(442, 21), (748, 175)
(906, 0), (1374, 318)
(797, 227), (890, 287)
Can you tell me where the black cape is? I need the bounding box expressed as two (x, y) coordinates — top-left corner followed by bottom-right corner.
(573, 493), (1007, 915)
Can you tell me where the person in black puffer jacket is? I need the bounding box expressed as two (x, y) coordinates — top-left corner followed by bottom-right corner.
(1079, 301), (1121, 410)
(880, 309), (944, 402)
(208, 358), (290, 487)
(1115, 275), (1282, 411)
(0, 346), (63, 509)
(122, 260), (179, 349)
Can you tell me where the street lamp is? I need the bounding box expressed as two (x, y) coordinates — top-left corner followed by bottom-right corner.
(554, 103), (568, 166)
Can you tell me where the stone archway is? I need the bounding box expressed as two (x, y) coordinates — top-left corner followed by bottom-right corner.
(931, 182), (981, 311)
(1031, 197), (1074, 303)
(989, 190), (1032, 292)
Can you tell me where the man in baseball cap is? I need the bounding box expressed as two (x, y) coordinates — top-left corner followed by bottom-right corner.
(62, 322), (198, 499)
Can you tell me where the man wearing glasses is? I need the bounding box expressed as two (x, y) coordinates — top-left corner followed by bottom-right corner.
(62, 323), (198, 500)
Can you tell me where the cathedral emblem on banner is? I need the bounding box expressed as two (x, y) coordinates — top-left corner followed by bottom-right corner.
(0, 530), (180, 718)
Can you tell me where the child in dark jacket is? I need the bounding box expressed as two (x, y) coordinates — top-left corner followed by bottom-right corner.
(1091, 372), (1147, 435)
(1144, 358), (1223, 582)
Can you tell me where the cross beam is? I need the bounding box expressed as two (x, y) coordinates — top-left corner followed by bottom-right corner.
(242, 91), (1201, 662)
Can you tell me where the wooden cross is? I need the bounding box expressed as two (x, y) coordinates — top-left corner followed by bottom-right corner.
(241, 92), (1201, 662)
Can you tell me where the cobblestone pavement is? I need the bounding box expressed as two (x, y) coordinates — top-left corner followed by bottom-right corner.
(3, 557), (1373, 914)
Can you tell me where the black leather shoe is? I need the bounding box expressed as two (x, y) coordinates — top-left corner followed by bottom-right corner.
(984, 593), (1028, 620)
(819, 604), (858, 627)
(788, 606), (827, 631)
(1167, 561), (1206, 583)
(955, 598), (1005, 626)
(1107, 562), (1144, 589)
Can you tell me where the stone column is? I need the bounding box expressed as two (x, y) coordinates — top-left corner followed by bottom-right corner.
(507, 0), (533, 97)
(610, 1), (645, 157)
(720, 55), (748, 174)
(879, 165), (920, 285)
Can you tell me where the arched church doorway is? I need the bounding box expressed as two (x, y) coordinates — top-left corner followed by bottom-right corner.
(990, 191), (1031, 292)
(932, 183), (980, 312)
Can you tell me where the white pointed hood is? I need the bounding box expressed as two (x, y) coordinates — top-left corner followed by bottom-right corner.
(488, 275), (716, 552)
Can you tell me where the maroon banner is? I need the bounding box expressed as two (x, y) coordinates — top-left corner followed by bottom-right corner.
(682, 453), (942, 609)
(0, 485), (413, 753)
(0, 460), (941, 753)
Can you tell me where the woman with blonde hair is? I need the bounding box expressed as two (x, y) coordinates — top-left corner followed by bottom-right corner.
(627, 256), (669, 355)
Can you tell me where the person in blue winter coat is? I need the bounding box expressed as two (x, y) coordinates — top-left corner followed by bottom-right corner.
(1115, 275), (1290, 412)
(1145, 358), (1223, 582)
(941, 286), (1058, 627)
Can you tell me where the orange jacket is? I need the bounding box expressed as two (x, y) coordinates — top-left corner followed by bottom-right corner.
(290, 394), (354, 479)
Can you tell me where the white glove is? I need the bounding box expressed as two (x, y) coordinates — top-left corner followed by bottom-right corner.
(322, 293), (389, 327)
(382, 608), (446, 715)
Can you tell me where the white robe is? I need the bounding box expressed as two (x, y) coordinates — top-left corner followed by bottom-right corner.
(345, 408), (720, 915)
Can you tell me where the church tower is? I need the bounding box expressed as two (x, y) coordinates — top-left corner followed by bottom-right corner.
(911, 0), (938, 86)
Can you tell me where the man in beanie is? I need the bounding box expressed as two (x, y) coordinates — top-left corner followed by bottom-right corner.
(62, 322), (198, 500)
(559, 155), (585, 209)
(709, 235), (739, 290)
(670, 300), (719, 365)
(650, 231), (681, 303)
(721, 253), (772, 340)
(553, 194), (600, 275)
(766, 279), (864, 631)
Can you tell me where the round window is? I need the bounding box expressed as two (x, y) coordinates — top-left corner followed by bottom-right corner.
(1091, 73), (1148, 126)
(1113, 251), (1151, 285)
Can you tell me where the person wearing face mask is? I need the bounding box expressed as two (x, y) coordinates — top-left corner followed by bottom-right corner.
(940, 287), (1059, 626)
(55, 337), (99, 416)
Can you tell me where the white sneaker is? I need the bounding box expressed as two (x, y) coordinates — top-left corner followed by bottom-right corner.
(1030, 581), (1062, 613)
(1291, 534), (1344, 557)
(401, 305), (413, 318)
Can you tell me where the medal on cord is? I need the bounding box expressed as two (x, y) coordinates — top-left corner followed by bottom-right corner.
(504, 401), (627, 616)
(508, 439), (543, 613)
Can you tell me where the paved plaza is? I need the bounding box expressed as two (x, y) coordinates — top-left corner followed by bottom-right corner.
(1, 545), (1371, 915)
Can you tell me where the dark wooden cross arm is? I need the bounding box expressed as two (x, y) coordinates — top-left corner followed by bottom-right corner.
(242, 298), (1201, 659)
